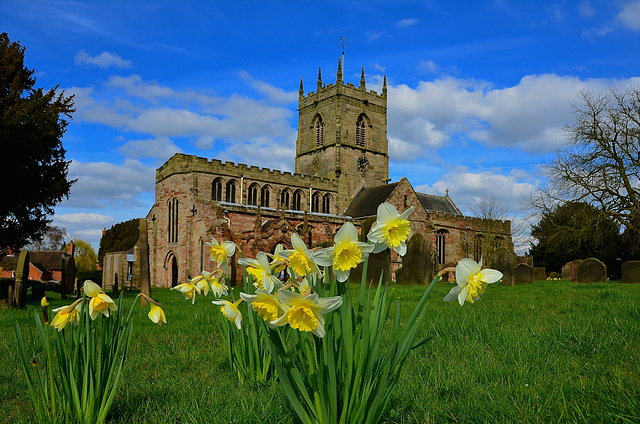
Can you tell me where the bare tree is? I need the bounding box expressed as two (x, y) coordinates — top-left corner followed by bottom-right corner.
(26, 225), (68, 251)
(538, 87), (640, 247)
(469, 194), (522, 264)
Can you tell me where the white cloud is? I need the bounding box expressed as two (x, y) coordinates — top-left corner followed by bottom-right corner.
(387, 74), (640, 157)
(365, 30), (386, 41)
(225, 137), (296, 172)
(617, 0), (640, 31)
(65, 159), (155, 208)
(578, 1), (595, 19)
(74, 50), (133, 69)
(52, 213), (116, 248)
(55, 213), (115, 225)
(119, 137), (182, 160)
(239, 71), (298, 105)
(397, 18), (419, 28)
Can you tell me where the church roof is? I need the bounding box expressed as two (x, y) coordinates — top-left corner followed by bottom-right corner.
(30, 251), (64, 272)
(415, 192), (462, 215)
(343, 182), (401, 218)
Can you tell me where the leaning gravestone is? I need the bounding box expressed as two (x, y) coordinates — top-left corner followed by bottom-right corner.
(490, 247), (514, 286)
(621, 261), (640, 284)
(577, 258), (607, 283)
(396, 233), (432, 285)
(534, 267), (546, 281)
(14, 250), (29, 308)
(514, 263), (534, 284)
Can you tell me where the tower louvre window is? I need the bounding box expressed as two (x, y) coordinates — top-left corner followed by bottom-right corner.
(315, 117), (324, 147)
(356, 115), (367, 147)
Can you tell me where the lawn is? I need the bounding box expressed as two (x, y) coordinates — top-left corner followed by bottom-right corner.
(1, 280), (639, 423)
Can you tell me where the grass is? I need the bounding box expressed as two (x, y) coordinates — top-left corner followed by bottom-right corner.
(1, 280), (639, 424)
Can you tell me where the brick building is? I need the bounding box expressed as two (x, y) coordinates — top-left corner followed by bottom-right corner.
(144, 61), (513, 287)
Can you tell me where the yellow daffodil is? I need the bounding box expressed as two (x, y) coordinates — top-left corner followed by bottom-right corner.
(203, 270), (228, 297)
(51, 299), (82, 332)
(367, 203), (414, 255)
(238, 252), (281, 293)
(313, 222), (374, 282)
(212, 299), (243, 329)
(41, 296), (49, 307)
(205, 237), (236, 268)
(268, 244), (288, 274)
(189, 275), (211, 296)
(41, 296), (50, 324)
(172, 282), (201, 304)
(240, 289), (284, 322)
(271, 290), (343, 337)
(148, 304), (167, 325)
(279, 233), (321, 282)
(84, 280), (118, 320)
(444, 258), (503, 306)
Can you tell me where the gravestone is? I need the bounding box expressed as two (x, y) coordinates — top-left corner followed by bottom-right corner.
(14, 250), (29, 308)
(621, 261), (640, 284)
(139, 218), (152, 297)
(514, 263), (534, 284)
(490, 247), (514, 286)
(534, 267), (546, 281)
(561, 262), (572, 280)
(396, 233), (432, 285)
(577, 258), (607, 283)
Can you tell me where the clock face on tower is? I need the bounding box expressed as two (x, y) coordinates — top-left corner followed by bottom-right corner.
(311, 157), (321, 172)
(357, 156), (369, 174)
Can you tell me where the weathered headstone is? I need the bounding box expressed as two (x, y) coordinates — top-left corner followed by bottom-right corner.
(569, 260), (583, 283)
(396, 233), (432, 285)
(577, 258), (607, 283)
(621, 261), (640, 284)
(534, 267), (546, 281)
(514, 263), (534, 284)
(490, 247), (514, 286)
(139, 218), (152, 297)
(561, 262), (572, 280)
(14, 250), (29, 308)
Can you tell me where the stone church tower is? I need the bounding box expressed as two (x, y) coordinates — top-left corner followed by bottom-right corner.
(295, 59), (389, 212)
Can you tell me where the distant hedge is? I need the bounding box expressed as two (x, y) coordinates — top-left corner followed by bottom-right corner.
(98, 219), (140, 266)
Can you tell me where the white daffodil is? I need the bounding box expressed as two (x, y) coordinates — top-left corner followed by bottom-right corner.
(205, 237), (236, 268)
(444, 258), (503, 306)
(367, 202), (414, 255)
(212, 299), (243, 329)
(202, 270), (228, 298)
(279, 233), (322, 283)
(313, 222), (374, 282)
(238, 251), (281, 293)
(271, 290), (343, 338)
(172, 282), (201, 304)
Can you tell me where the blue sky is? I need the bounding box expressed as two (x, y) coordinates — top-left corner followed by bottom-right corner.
(3, 0), (640, 253)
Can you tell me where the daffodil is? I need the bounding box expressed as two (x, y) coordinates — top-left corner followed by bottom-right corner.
(279, 233), (321, 282)
(203, 270), (228, 297)
(205, 237), (236, 268)
(148, 304), (167, 325)
(212, 299), (243, 329)
(41, 296), (49, 307)
(84, 280), (118, 320)
(51, 299), (82, 332)
(313, 222), (374, 282)
(172, 282), (201, 304)
(238, 251), (281, 293)
(444, 258), (503, 306)
(367, 203), (414, 255)
(271, 290), (343, 337)
(240, 289), (284, 322)
(268, 244), (288, 275)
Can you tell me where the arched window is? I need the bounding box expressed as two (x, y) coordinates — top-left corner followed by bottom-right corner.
(293, 190), (303, 211)
(280, 189), (291, 209)
(314, 115), (324, 147)
(474, 234), (483, 263)
(356, 114), (367, 147)
(247, 183), (259, 206)
(436, 229), (449, 265)
(225, 180), (236, 203)
(260, 185), (270, 207)
(212, 179), (223, 201)
(322, 194), (331, 214)
(168, 197), (179, 243)
(311, 192), (321, 213)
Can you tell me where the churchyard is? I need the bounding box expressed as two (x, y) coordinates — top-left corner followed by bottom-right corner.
(1, 280), (639, 423)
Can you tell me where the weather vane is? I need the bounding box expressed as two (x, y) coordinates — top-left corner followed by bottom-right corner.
(338, 36), (347, 70)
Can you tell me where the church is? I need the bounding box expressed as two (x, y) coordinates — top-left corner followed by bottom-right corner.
(143, 60), (513, 287)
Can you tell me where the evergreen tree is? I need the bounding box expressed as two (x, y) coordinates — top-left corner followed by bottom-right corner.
(0, 33), (75, 256)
